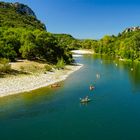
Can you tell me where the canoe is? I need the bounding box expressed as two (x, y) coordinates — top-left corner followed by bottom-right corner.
(51, 84), (61, 88)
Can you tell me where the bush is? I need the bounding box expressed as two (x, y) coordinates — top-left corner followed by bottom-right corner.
(56, 58), (65, 69)
(0, 58), (11, 73)
(44, 64), (52, 71)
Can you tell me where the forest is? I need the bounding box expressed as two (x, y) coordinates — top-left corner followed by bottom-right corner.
(79, 31), (140, 61)
(0, 1), (140, 66)
(0, 2), (73, 65)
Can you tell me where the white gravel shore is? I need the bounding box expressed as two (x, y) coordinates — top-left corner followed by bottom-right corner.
(71, 50), (94, 54)
(0, 64), (83, 97)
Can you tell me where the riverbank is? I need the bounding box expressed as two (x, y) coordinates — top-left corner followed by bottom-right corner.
(71, 49), (94, 55)
(0, 63), (83, 97)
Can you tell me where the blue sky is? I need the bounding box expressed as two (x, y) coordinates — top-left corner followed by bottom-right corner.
(2, 0), (140, 39)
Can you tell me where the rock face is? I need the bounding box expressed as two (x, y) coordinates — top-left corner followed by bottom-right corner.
(0, 1), (46, 30)
(13, 2), (36, 18)
(124, 26), (140, 33)
(0, 2), (36, 18)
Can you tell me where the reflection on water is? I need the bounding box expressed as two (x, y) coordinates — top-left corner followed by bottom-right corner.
(0, 83), (65, 120)
(91, 54), (140, 93)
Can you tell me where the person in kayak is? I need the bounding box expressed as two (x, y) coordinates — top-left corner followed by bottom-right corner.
(89, 85), (94, 90)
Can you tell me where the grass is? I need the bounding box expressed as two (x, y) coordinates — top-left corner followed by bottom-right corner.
(0, 60), (55, 78)
(11, 60), (53, 73)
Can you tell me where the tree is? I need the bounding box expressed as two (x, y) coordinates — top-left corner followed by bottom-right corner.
(20, 31), (37, 59)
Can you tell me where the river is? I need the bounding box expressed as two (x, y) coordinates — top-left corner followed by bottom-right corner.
(0, 54), (140, 140)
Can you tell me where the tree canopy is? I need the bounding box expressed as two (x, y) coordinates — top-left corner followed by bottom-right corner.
(0, 2), (73, 64)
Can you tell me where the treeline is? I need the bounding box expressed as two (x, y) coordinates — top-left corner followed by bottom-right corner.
(79, 31), (140, 61)
(1, 27), (140, 63)
(0, 27), (73, 64)
(51, 30), (140, 62)
(53, 34), (82, 50)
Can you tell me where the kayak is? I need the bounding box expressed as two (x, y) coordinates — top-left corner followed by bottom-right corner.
(51, 84), (61, 88)
(80, 98), (91, 103)
(89, 86), (94, 90)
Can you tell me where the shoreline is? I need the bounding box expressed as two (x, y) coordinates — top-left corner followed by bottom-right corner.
(71, 49), (94, 55)
(0, 63), (83, 97)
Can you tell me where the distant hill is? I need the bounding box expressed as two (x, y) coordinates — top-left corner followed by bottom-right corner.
(0, 2), (46, 30)
(53, 33), (82, 50)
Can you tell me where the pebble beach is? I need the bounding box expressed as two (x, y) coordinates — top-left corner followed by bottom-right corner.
(0, 64), (83, 97)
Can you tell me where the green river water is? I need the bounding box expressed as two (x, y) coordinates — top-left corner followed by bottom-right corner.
(0, 55), (140, 140)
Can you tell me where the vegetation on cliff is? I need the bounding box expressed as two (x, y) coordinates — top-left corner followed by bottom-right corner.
(0, 2), (73, 69)
(0, 2), (45, 30)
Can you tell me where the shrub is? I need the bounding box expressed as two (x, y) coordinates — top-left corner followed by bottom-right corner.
(44, 64), (52, 71)
(56, 58), (65, 69)
(0, 58), (11, 73)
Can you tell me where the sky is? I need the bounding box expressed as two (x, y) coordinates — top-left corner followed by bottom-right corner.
(2, 0), (140, 39)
